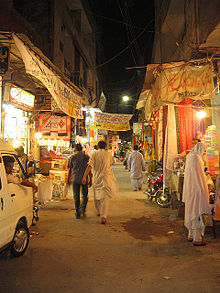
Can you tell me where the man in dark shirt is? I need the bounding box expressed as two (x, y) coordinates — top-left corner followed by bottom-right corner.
(68, 144), (91, 219)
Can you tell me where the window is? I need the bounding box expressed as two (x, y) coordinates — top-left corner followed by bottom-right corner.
(2, 155), (25, 184)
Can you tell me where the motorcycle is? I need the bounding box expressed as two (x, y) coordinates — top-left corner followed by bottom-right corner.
(144, 174), (171, 208)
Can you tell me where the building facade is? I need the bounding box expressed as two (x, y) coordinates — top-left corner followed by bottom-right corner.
(0, 0), (103, 154)
(153, 0), (220, 63)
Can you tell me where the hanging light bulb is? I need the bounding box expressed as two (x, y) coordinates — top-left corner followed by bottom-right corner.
(196, 110), (206, 119)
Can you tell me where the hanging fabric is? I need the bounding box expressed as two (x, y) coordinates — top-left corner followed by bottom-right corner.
(174, 106), (180, 154)
(157, 107), (163, 161)
(178, 98), (193, 153)
(162, 105), (168, 157)
(163, 105), (178, 189)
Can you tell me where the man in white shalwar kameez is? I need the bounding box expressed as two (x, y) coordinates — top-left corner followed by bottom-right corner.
(128, 145), (145, 191)
(182, 143), (210, 246)
(82, 140), (117, 224)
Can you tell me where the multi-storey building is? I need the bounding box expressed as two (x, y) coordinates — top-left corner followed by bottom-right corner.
(0, 0), (103, 153)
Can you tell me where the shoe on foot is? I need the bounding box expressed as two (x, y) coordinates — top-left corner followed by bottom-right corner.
(97, 213), (100, 217)
(193, 241), (207, 246)
(101, 217), (107, 224)
(81, 210), (86, 217)
(75, 212), (81, 219)
(187, 238), (193, 242)
(138, 187), (142, 191)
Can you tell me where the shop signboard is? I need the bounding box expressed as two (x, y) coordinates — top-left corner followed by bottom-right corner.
(0, 46), (9, 76)
(9, 85), (35, 110)
(38, 113), (71, 140)
(13, 34), (83, 119)
(91, 112), (132, 131)
(153, 62), (215, 103)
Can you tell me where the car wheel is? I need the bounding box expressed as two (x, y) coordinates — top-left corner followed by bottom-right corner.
(10, 222), (29, 257)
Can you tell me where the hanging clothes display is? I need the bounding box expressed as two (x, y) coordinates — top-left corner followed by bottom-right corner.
(178, 98), (193, 153)
(76, 111), (86, 137)
(163, 105), (178, 188)
(162, 105), (168, 155)
(157, 107), (163, 161)
(174, 105), (181, 154)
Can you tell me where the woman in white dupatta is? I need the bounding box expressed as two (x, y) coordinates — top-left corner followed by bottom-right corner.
(182, 143), (210, 246)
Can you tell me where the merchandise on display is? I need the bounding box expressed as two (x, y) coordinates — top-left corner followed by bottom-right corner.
(203, 125), (219, 176)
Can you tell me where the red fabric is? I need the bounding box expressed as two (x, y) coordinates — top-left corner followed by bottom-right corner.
(178, 98), (193, 153)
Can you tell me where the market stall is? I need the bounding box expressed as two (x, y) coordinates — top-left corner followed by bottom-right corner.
(138, 58), (220, 210)
(35, 112), (72, 200)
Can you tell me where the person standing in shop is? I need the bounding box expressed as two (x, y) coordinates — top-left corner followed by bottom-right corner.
(128, 144), (145, 191)
(68, 143), (92, 219)
(182, 142), (211, 246)
(82, 140), (117, 225)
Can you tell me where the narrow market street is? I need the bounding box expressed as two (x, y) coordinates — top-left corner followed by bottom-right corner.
(1, 162), (220, 293)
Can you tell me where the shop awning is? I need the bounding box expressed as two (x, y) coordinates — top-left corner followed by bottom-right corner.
(136, 89), (150, 109)
(140, 59), (216, 118)
(13, 33), (84, 119)
(151, 60), (215, 103)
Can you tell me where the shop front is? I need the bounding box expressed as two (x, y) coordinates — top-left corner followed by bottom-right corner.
(35, 112), (72, 201)
(138, 58), (220, 209)
(3, 83), (35, 155)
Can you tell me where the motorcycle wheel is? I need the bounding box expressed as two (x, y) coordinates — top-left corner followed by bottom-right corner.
(155, 189), (171, 208)
(144, 187), (153, 201)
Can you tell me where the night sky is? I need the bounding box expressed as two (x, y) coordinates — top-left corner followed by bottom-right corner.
(87, 0), (155, 114)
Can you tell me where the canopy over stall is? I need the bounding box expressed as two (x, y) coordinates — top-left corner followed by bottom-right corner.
(138, 58), (215, 119)
(13, 33), (85, 119)
(138, 58), (217, 189)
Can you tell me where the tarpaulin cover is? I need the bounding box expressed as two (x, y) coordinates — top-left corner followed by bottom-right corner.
(141, 60), (215, 119)
(13, 34), (83, 119)
(152, 61), (215, 103)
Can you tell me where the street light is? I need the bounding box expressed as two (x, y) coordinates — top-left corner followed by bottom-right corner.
(122, 95), (129, 102)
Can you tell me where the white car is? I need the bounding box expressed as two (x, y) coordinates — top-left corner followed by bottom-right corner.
(0, 140), (33, 257)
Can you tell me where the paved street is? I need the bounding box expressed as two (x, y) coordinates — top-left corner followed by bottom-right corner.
(1, 162), (220, 293)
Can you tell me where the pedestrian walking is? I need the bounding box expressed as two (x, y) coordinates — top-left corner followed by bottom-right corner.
(67, 143), (92, 219)
(124, 147), (132, 170)
(82, 140), (118, 224)
(128, 145), (145, 191)
(182, 142), (210, 246)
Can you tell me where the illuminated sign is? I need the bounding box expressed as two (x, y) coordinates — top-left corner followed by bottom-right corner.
(9, 85), (35, 110)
